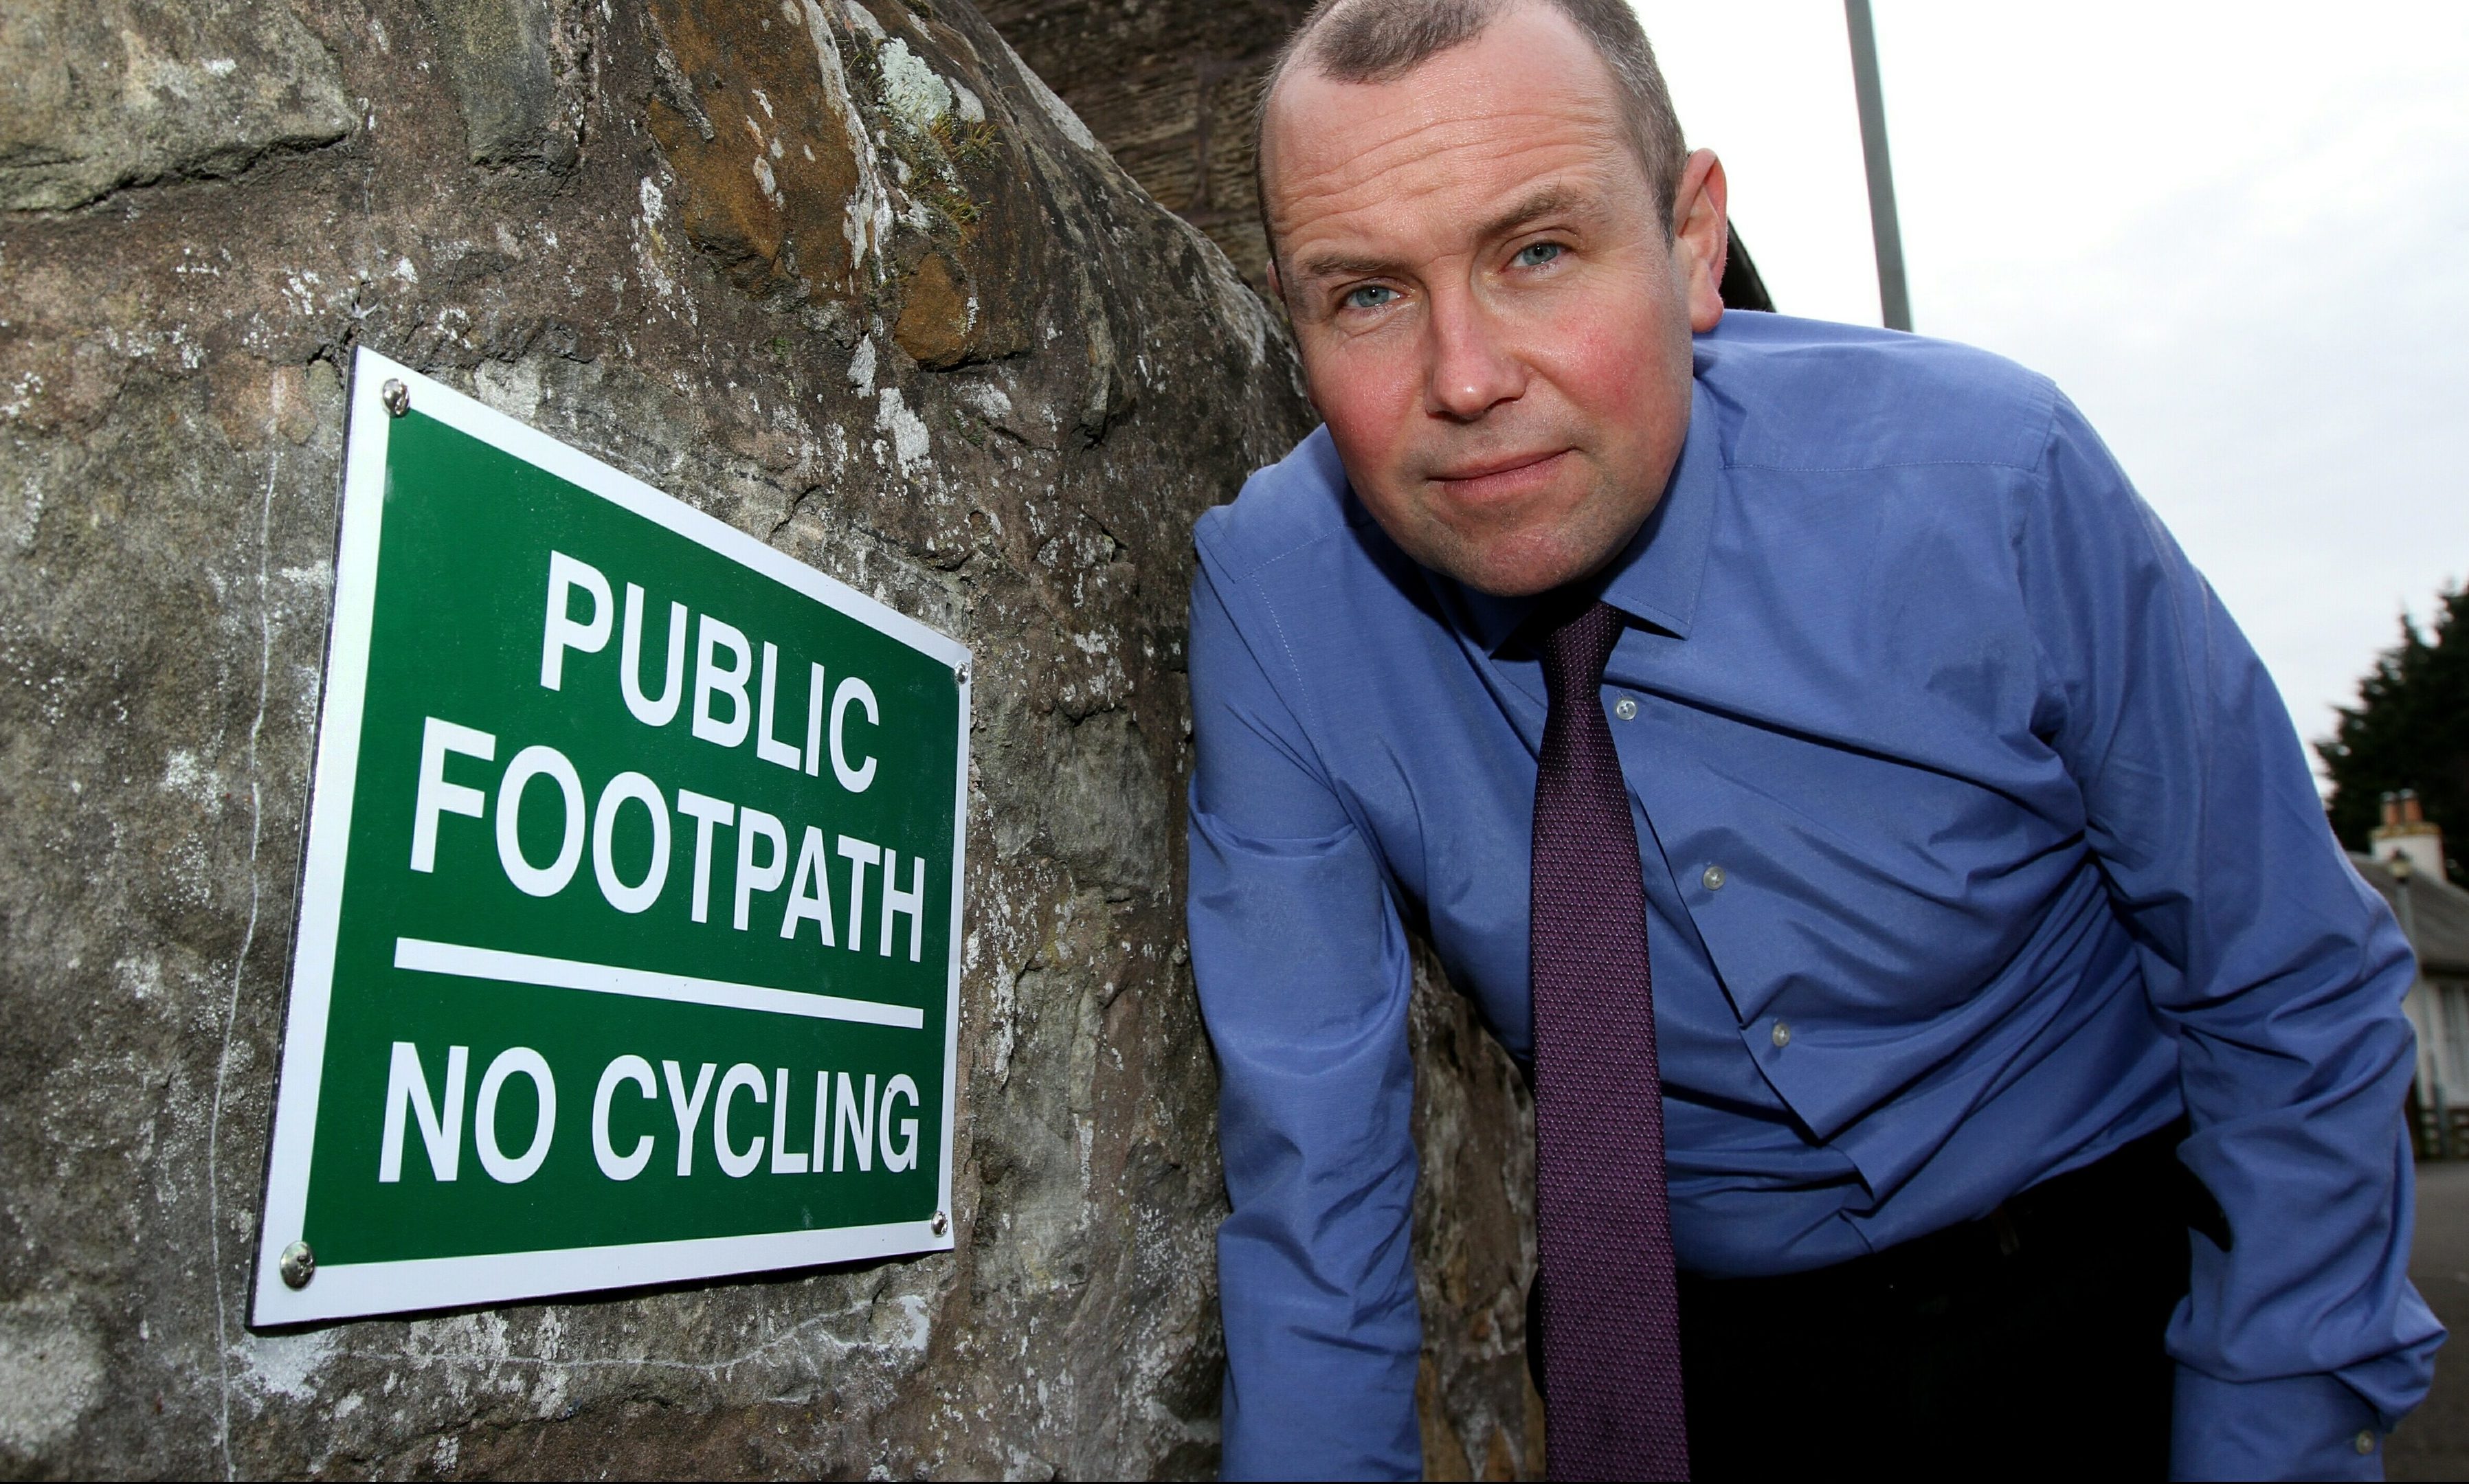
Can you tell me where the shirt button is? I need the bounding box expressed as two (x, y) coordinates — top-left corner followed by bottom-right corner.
(1613, 696), (1639, 721)
(2355, 1430), (2377, 1455)
(1702, 864), (1726, 890)
(1772, 1021), (1791, 1048)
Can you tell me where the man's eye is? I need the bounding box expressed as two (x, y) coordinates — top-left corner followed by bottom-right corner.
(1343, 284), (1398, 311)
(1513, 242), (1565, 269)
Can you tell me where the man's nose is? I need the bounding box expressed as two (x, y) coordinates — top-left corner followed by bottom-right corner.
(1422, 288), (1525, 422)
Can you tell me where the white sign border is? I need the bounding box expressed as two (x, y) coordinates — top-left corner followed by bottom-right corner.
(252, 348), (970, 1327)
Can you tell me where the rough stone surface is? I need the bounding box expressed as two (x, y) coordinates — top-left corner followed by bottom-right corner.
(0, 0), (1540, 1474)
(416, 0), (577, 168)
(1410, 947), (1545, 1482)
(0, 0), (1310, 1474)
(0, 1296), (106, 1457)
(0, 0), (359, 211)
(979, 0), (1309, 294)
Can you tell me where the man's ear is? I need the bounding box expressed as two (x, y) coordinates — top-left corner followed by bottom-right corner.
(1671, 148), (1729, 334)
(1266, 257), (1284, 306)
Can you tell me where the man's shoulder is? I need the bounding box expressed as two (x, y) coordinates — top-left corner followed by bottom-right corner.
(1192, 424), (1361, 587)
(1697, 313), (2062, 476)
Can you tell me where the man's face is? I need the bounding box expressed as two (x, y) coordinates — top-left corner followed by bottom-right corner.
(1261, 3), (1728, 597)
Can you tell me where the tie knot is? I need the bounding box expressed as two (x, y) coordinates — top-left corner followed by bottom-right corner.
(1539, 600), (1623, 707)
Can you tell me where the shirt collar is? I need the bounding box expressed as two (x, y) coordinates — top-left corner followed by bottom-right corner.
(1449, 377), (1723, 655)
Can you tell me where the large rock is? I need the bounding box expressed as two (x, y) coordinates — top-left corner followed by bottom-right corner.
(0, 0), (1545, 1472)
(0, 0), (1311, 1474)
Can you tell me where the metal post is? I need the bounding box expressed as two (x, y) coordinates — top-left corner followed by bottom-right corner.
(1844, 0), (1913, 331)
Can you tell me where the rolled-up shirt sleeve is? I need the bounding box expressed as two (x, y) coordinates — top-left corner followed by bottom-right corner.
(2018, 394), (2445, 1479)
(1187, 541), (1423, 1481)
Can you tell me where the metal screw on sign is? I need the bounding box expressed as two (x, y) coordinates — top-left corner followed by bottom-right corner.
(955, 664), (969, 687)
(930, 1211), (949, 1237)
(381, 379), (410, 418)
(278, 1241), (317, 1289)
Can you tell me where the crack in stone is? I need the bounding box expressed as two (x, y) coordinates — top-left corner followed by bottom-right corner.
(205, 403), (281, 1481)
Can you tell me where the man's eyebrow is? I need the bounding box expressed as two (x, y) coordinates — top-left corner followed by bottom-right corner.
(1288, 185), (1607, 283)
(1291, 248), (1401, 283)
(1473, 184), (1602, 243)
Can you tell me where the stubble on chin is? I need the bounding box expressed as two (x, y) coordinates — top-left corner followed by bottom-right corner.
(1378, 470), (1653, 600)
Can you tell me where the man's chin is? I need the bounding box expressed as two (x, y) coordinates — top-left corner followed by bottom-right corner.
(1424, 531), (1615, 600)
(1357, 482), (1653, 598)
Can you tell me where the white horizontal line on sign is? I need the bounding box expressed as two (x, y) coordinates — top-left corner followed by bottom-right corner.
(393, 938), (926, 1031)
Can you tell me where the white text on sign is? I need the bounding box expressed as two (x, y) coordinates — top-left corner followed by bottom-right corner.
(379, 1042), (921, 1186)
(404, 551), (932, 958)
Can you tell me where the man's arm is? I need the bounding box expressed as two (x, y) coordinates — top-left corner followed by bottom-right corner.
(2018, 394), (2444, 1480)
(1187, 546), (1424, 1481)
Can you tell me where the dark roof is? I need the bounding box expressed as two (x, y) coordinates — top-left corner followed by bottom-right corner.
(2352, 854), (2469, 978)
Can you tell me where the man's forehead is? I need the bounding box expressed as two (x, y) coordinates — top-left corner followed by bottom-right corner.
(1266, 105), (1634, 276)
(1283, 169), (1620, 283)
(1261, 5), (1631, 238)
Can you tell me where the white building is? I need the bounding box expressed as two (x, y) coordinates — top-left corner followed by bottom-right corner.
(2355, 793), (2469, 1158)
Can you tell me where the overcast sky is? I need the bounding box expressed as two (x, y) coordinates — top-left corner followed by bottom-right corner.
(1628, 1), (2469, 781)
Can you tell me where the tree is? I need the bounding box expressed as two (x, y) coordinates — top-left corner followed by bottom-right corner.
(2318, 584), (2469, 873)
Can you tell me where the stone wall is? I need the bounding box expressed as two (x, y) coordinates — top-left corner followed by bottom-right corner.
(0, 0), (1539, 1474)
(978, 0), (1308, 295)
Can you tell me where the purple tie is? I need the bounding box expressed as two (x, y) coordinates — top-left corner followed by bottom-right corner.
(1530, 600), (1690, 1481)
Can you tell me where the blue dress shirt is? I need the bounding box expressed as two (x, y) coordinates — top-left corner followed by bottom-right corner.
(1186, 313), (2442, 1481)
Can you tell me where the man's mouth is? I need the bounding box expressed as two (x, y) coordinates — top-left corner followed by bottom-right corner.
(1428, 449), (1573, 502)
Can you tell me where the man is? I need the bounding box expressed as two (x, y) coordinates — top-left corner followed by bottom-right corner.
(1185, 0), (2443, 1478)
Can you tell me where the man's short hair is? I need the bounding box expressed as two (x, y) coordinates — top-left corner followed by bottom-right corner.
(1254, 0), (1689, 262)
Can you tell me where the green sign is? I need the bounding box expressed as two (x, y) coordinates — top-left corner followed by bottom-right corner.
(253, 350), (968, 1325)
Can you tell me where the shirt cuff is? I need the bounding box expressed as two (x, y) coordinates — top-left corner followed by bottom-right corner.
(2173, 1367), (2383, 1481)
